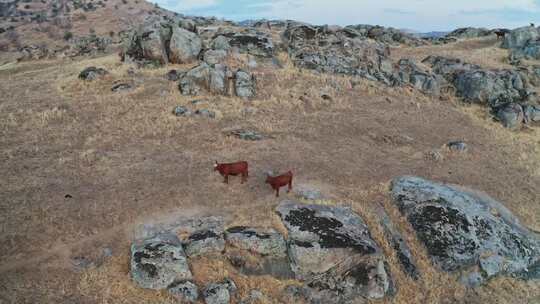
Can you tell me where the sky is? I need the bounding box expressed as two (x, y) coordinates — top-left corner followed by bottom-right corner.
(150, 0), (540, 32)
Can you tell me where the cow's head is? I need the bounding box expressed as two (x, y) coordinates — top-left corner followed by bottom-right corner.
(213, 161), (219, 171)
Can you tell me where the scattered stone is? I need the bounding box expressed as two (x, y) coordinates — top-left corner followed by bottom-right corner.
(320, 94), (332, 101)
(130, 233), (192, 289)
(234, 70), (256, 98)
(226, 129), (265, 141)
(276, 201), (394, 300)
(390, 176), (540, 286)
(166, 69), (182, 81)
(495, 103), (524, 129)
(191, 99), (208, 105)
(184, 229), (225, 257)
(111, 83), (133, 92)
(194, 109), (216, 119)
(203, 279), (237, 304)
(168, 281), (199, 303)
(447, 141), (468, 152)
(375, 204), (420, 280)
(71, 256), (93, 271)
(172, 106), (191, 117)
(78, 67), (108, 81)
(426, 150), (444, 162)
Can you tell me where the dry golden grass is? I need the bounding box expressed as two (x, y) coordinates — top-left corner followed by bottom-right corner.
(1, 37), (539, 303)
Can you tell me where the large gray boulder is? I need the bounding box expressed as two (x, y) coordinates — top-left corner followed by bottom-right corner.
(234, 70), (256, 98)
(390, 176), (540, 286)
(130, 234), (192, 289)
(422, 55), (480, 81)
(510, 40), (540, 60)
(523, 104), (540, 123)
(502, 26), (540, 49)
(453, 69), (526, 107)
(140, 25), (169, 64)
(211, 35), (232, 51)
(179, 63), (212, 96)
(276, 201), (394, 301)
(494, 103), (525, 129)
(169, 27), (202, 64)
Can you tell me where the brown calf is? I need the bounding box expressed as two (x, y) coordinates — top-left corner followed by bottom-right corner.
(265, 171), (293, 197)
(214, 161), (249, 184)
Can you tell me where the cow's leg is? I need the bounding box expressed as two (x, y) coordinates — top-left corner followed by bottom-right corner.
(224, 174), (229, 184)
(287, 180), (292, 193)
(241, 171), (247, 184)
(275, 188), (280, 197)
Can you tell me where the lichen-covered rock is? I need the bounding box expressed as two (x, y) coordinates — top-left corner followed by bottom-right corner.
(502, 26), (540, 49)
(227, 32), (274, 57)
(203, 279), (237, 304)
(523, 104), (540, 123)
(211, 35), (232, 51)
(283, 23), (396, 85)
(422, 55), (480, 81)
(173, 106), (191, 117)
(276, 201), (394, 300)
(130, 234), (192, 289)
(234, 70), (256, 98)
(453, 69), (527, 107)
(225, 226), (287, 257)
(395, 59), (444, 95)
(225, 129), (265, 141)
(447, 141), (468, 152)
(390, 176), (540, 286)
(179, 63), (212, 96)
(446, 27), (491, 39)
(494, 103), (524, 129)
(203, 49), (228, 65)
(78, 67), (108, 81)
(169, 27), (202, 64)
(168, 281), (199, 303)
(184, 229), (225, 257)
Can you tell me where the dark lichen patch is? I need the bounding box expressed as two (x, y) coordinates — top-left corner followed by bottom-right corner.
(133, 251), (151, 264)
(226, 226), (271, 239)
(284, 208), (376, 254)
(293, 240), (314, 248)
(473, 217), (493, 240)
(345, 263), (376, 286)
(408, 205), (478, 271)
(139, 263), (158, 277)
(189, 230), (219, 242)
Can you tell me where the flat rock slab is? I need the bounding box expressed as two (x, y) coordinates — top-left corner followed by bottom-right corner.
(130, 233), (192, 289)
(391, 176), (540, 286)
(225, 226), (293, 279)
(184, 229), (225, 257)
(276, 201), (393, 300)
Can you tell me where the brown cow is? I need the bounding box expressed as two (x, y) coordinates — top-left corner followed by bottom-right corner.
(214, 161), (249, 184)
(265, 171), (293, 197)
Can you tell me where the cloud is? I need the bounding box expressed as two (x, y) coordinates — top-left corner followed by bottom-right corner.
(150, 0), (540, 31)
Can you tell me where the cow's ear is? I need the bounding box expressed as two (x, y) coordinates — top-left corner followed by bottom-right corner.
(214, 161), (218, 167)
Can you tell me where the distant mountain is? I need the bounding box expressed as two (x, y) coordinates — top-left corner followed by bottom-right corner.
(416, 31), (450, 38)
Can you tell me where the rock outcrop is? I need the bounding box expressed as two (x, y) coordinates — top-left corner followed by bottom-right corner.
(390, 176), (540, 287)
(276, 201), (394, 301)
(130, 234), (192, 289)
(179, 63), (256, 98)
(446, 27), (492, 39)
(78, 67), (108, 81)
